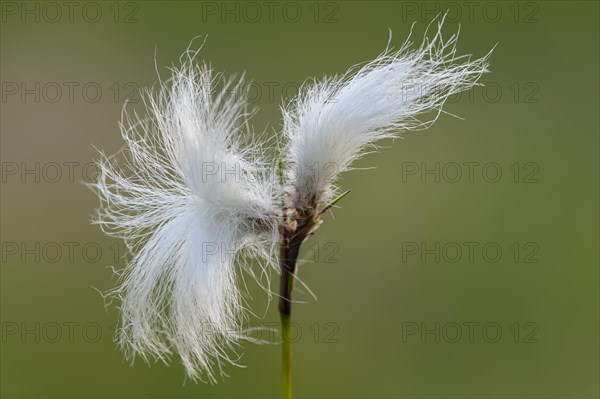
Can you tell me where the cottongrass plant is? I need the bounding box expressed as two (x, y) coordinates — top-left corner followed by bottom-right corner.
(89, 17), (492, 397)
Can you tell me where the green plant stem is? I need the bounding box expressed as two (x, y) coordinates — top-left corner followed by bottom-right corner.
(280, 310), (292, 399)
(279, 266), (297, 399)
(279, 227), (302, 399)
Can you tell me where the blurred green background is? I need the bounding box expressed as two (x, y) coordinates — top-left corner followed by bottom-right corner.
(1, 1), (598, 398)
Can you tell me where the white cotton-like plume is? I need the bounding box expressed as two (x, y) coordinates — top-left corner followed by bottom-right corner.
(89, 20), (493, 385)
(282, 19), (493, 209)
(89, 49), (277, 383)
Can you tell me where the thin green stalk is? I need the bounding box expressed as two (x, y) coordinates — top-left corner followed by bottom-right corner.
(280, 311), (292, 399)
(279, 231), (301, 398)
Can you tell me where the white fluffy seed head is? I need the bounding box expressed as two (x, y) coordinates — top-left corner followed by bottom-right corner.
(282, 18), (493, 209)
(89, 19), (493, 383)
(89, 47), (278, 383)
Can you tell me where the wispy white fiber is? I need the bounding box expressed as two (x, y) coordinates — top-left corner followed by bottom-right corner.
(90, 18), (493, 384)
(89, 48), (278, 383)
(282, 18), (493, 209)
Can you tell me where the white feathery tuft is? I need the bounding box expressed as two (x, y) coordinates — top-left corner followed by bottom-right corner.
(282, 18), (494, 209)
(89, 47), (278, 383)
(88, 19), (493, 384)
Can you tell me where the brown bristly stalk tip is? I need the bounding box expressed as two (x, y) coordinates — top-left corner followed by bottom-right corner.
(278, 189), (351, 316)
